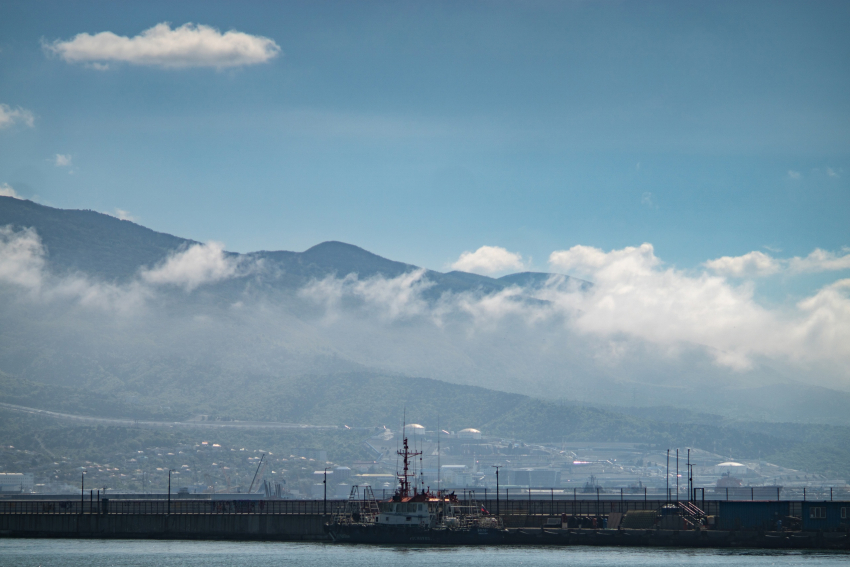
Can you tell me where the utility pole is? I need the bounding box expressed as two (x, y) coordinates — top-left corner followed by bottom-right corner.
(323, 468), (329, 516)
(676, 449), (679, 503)
(492, 466), (502, 516)
(80, 471), (85, 514)
(168, 470), (173, 515)
(666, 449), (669, 504)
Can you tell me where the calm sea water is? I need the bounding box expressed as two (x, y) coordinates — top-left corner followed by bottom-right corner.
(0, 539), (847, 567)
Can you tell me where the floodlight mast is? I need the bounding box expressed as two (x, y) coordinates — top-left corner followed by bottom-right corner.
(492, 465), (502, 516)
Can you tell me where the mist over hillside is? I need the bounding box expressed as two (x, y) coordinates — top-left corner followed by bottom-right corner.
(0, 196), (848, 426)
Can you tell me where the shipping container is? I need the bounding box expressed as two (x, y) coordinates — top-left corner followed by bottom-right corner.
(717, 501), (790, 531)
(801, 502), (850, 532)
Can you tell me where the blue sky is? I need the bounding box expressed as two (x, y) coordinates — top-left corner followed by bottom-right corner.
(0, 0), (848, 285)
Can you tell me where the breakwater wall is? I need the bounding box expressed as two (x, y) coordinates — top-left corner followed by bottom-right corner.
(0, 497), (729, 516)
(2, 498), (847, 548)
(0, 512), (327, 540)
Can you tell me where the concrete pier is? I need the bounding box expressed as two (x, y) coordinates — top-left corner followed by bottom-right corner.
(0, 513), (328, 540)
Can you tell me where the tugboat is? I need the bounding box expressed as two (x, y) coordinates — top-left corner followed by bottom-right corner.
(325, 425), (504, 544)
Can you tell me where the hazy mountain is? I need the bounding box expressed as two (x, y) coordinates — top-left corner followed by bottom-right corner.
(0, 196), (848, 429)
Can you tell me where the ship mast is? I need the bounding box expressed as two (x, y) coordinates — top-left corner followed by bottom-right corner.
(397, 413), (422, 498)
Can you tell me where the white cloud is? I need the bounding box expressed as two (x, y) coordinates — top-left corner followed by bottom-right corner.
(703, 248), (850, 277)
(450, 245), (526, 275)
(301, 269), (433, 322)
(788, 170), (802, 180)
(112, 208), (136, 222)
(0, 226), (46, 289)
(140, 242), (246, 291)
(0, 228), (254, 313)
(641, 192), (656, 208)
(54, 154), (72, 167)
(0, 183), (22, 199)
(45, 22), (281, 69)
(789, 249), (850, 274)
(549, 243), (659, 278)
(703, 251), (781, 277)
(546, 244), (850, 372)
(827, 167), (839, 178)
(0, 226), (149, 313)
(308, 244), (828, 374)
(0, 103), (35, 129)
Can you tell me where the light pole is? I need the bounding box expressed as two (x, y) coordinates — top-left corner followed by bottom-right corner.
(323, 468), (329, 516)
(80, 471), (86, 514)
(168, 469), (173, 515)
(492, 466), (502, 516)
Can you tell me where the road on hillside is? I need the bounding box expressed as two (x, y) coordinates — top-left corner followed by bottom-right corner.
(0, 402), (340, 431)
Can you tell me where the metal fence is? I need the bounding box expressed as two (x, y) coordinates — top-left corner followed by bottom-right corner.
(379, 486), (850, 503)
(0, 495), (842, 516)
(0, 499), (351, 515)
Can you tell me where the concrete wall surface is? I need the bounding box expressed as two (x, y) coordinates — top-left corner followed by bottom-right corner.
(0, 513), (329, 540)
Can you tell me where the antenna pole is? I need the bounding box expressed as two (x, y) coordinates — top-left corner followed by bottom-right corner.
(248, 453), (265, 494)
(492, 465), (502, 516)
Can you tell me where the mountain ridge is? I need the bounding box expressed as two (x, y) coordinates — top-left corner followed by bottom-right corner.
(0, 197), (586, 293)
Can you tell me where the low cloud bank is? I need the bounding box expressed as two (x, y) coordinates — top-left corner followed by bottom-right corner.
(0, 226), (253, 310)
(302, 243), (850, 385)
(0, 227), (847, 399)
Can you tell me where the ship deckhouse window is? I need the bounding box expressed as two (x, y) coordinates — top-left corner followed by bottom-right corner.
(809, 507), (826, 519)
(842, 507), (847, 519)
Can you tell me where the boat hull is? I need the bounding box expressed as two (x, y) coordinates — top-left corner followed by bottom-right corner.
(326, 523), (505, 545)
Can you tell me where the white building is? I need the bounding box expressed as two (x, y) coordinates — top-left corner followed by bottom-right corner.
(457, 428), (482, 440)
(0, 473), (34, 493)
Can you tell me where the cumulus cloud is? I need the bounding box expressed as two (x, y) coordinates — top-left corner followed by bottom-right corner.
(45, 23), (281, 69)
(450, 245), (526, 275)
(140, 242), (248, 291)
(303, 242), (850, 375)
(0, 103), (35, 129)
(0, 183), (23, 199)
(548, 243), (659, 278)
(789, 248), (850, 274)
(788, 170), (802, 180)
(548, 244), (781, 369)
(54, 154), (72, 167)
(704, 248), (850, 277)
(546, 244), (850, 371)
(703, 251), (781, 277)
